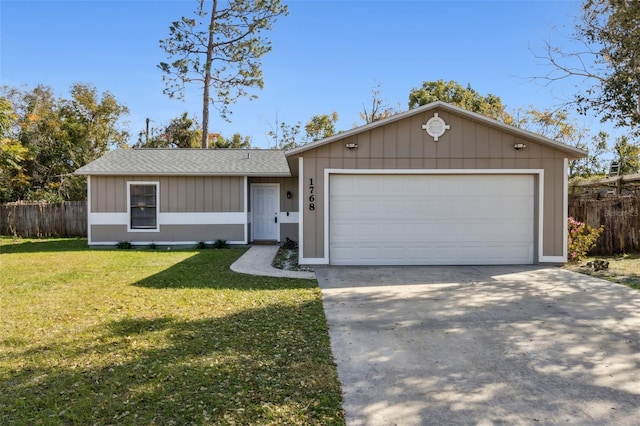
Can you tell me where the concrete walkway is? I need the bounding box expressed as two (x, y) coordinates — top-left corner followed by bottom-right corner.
(230, 245), (316, 279)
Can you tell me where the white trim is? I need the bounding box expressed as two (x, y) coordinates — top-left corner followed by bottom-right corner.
(89, 212), (245, 226)
(324, 168), (543, 176)
(298, 257), (329, 265)
(323, 170), (331, 263)
(537, 170), (545, 264)
(278, 211), (299, 224)
(127, 181), (160, 233)
(87, 176), (92, 244)
(250, 183), (280, 241)
(539, 255), (566, 263)
(562, 158), (569, 262)
(422, 112), (450, 141)
(298, 157), (304, 261)
(243, 176), (249, 244)
(88, 240), (246, 246)
(159, 212), (246, 225)
(90, 212), (129, 225)
(77, 172), (292, 177)
(323, 169), (546, 265)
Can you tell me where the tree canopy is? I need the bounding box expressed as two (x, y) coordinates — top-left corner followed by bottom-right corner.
(210, 132), (252, 149)
(136, 113), (251, 149)
(268, 112), (340, 149)
(136, 113), (201, 149)
(360, 83), (399, 124)
(539, 0), (640, 132)
(408, 80), (513, 123)
(159, 0), (288, 148)
(0, 84), (129, 202)
(267, 117), (301, 150)
(0, 97), (30, 201)
(514, 107), (610, 177)
(612, 135), (640, 174)
(304, 112), (339, 142)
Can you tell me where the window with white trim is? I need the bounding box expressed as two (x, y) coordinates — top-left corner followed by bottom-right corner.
(129, 183), (158, 230)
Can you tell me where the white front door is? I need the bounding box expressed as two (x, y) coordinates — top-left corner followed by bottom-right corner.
(252, 184), (279, 241)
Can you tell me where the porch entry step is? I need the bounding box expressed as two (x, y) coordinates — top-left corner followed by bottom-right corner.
(252, 240), (279, 245)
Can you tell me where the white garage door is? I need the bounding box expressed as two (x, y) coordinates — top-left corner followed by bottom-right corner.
(329, 174), (535, 265)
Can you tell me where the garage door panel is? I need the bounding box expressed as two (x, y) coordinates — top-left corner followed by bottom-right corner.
(331, 221), (533, 242)
(383, 178), (408, 193)
(330, 244), (535, 266)
(330, 247), (534, 266)
(329, 174), (535, 265)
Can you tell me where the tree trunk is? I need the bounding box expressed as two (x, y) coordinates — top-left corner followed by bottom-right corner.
(201, 0), (218, 149)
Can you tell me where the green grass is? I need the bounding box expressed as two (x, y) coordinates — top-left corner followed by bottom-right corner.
(0, 237), (344, 425)
(564, 253), (640, 290)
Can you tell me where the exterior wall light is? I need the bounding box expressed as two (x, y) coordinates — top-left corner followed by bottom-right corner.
(513, 143), (527, 150)
(286, 191), (292, 199)
(345, 143), (358, 150)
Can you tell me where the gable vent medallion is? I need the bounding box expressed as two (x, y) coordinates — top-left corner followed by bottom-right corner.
(422, 113), (450, 141)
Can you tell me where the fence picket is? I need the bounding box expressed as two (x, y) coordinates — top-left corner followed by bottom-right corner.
(569, 195), (639, 255)
(0, 202), (87, 237)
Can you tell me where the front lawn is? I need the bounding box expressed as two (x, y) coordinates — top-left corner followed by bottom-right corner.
(564, 253), (640, 290)
(0, 238), (344, 425)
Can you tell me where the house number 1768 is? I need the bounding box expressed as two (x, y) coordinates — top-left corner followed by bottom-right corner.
(308, 178), (315, 211)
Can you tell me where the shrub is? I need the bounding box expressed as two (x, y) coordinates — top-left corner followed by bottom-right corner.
(567, 217), (604, 262)
(281, 237), (297, 250)
(212, 239), (227, 249)
(116, 241), (132, 249)
(196, 241), (208, 249)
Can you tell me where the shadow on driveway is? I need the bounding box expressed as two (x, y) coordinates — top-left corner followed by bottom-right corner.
(316, 265), (640, 426)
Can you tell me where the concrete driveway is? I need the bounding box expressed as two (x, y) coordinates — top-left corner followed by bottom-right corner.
(315, 265), (640, 426)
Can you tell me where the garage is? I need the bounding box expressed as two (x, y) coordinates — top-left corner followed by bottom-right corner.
(329, 174), (535, 265)
(286, 101), (587, 265)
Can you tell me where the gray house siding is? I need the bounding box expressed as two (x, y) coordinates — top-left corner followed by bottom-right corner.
(88, 175), (246, 244)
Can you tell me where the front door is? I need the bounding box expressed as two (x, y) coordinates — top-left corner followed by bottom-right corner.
(252, 184), (279, 241)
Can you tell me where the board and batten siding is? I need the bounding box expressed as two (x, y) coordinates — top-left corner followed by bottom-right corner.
(89, 175), (246, 244)
(91, 175), (244, 213)
(90, 224), (245, 243)
(292, 107), (569, 262)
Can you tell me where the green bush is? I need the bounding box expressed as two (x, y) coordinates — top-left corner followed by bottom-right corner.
(212, 239), (227, 249)
(281, 237), (297, 250)
(116, 241), (132, 249)
(568, 217), (604, 262)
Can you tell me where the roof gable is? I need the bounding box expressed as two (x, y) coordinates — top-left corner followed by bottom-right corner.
(75, 149), (291, 176)
(286, 101), (588, 159)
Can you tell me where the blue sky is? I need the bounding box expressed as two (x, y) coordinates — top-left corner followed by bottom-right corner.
(1, 0), (600, 149)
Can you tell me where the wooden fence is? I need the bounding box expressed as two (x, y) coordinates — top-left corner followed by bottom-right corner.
(569, 194), (639, 255)
(0, 202), (87, 238)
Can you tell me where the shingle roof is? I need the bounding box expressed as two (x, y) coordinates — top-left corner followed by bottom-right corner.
(75, 149), (291, 176)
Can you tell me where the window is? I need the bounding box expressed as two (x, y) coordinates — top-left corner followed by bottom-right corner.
(129, 183), (158, 230)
